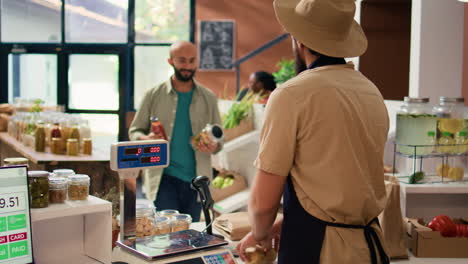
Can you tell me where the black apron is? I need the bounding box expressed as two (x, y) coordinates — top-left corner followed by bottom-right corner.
(278, 177), (390, 264)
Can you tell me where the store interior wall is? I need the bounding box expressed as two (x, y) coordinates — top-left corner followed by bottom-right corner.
(195, 0), (293, 98)
(359, 0), (411, 101)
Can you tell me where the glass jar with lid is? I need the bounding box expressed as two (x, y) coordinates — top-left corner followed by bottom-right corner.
(171, 214), (192, 232)
(28, 171), (49, 208)
(49, 177), (67, 203)
(52, 169), (75, 179)
(68, 174), (89, 200)
(136, 204), (158, 237)
(155, 216), (172, 235)
(396, 97), (437, 155)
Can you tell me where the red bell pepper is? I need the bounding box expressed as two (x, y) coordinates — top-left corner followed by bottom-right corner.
(427, 215), (457, 237)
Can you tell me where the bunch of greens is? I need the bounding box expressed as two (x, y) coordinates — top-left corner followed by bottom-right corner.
(222, 93), (255, 129)
(272, 59), (295, 85)
(30, 99), (44, 113)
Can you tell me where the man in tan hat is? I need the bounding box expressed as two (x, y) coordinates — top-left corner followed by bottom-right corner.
(237, 0), (390, 263)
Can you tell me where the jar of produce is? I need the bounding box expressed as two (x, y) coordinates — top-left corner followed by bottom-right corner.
(34, 122), (46, 152)
(150, 117), (167, 140)
(191, 124), (223, 150)
(28, 171), (49, 208)
(66, 138), (79, 156)
(68, 174), (89, 200)
(52, 168), (75, 179)
(3, 157), (28, 167)
(171, 214), (192, 232)
(396, 97), (436, 155)
(136, 204), (157, 237)
(50, 137), (63, 154)
(154, 216), (172, 235)
(49, 177), (67, 204)
(50, 121), (62, 138)
(82, 138), (92, 155)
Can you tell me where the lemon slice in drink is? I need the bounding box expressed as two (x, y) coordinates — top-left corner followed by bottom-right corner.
(438, 119), (464, 134)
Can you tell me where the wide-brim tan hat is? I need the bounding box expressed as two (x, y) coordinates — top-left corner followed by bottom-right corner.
(274, 0), (367, 58)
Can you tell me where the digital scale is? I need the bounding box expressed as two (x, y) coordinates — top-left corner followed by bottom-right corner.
(110, 140), (237, 264)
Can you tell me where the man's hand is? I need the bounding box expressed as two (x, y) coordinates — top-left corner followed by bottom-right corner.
(236, 231), (280, 263)
(196, 140), (218, 153)
(139, 132), (165, 141)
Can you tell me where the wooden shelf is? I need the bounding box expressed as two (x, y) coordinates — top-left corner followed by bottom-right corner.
(0, 132), (109, 164)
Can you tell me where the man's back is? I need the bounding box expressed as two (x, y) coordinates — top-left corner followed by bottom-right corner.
(275, 62), (389, 223)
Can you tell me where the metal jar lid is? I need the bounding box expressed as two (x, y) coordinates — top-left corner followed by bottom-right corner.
(53, 169), (75, 178)
(28, 171), (50, 178)
(3, 157), (29, 165)
(439, 97), (465, 103)
(404, 97), (430, 103)
(68, 174), (90, 184)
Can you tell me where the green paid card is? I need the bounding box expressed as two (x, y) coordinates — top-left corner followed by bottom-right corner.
(9, 240), (28, 258)
(7, 214), (26, 231)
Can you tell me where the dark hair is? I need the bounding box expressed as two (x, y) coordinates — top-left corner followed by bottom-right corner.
(254, 71), (276, 92)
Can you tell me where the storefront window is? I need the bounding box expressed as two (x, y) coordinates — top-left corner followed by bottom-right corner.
(1, 0), (61, 42)
(65, 0), (128, 43)
(135, 0), (190, 43)
(134, 46), (173, 109)
(68, 54), (119, 110)
(8, 54), (57, 106)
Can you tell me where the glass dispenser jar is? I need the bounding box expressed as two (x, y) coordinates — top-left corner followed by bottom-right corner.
(433, 97), (466, 145)
(136, 204), (158, 237)
(396, 97), (437, 155)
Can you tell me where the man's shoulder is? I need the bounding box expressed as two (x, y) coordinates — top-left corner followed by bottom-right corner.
(146, 81), (169, 95)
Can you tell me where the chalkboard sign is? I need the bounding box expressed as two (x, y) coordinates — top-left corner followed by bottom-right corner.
(198, 20), (235, 71)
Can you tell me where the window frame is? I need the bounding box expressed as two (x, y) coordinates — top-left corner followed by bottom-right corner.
(0, 0), (196, 141)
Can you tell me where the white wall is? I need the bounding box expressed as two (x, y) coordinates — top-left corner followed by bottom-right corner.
(409, 0), (465, 104)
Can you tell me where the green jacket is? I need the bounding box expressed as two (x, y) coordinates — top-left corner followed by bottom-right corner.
(129, 79), (222, 201)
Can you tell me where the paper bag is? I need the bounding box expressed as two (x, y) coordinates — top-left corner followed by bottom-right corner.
(214, 212), (251, 241)
(223, 115), (254, 142)
(378, 175), (408, 259)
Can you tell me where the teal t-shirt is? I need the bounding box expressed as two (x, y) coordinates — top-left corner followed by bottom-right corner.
(163, 89), (196, 182)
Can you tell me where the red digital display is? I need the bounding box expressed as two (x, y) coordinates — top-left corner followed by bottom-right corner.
(141, 156), (161, 164)
(143, 146), (161, 154)
(125, 147), (142, 155)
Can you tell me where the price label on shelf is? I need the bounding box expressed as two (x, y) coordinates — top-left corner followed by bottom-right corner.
(0, 166), (33, 264)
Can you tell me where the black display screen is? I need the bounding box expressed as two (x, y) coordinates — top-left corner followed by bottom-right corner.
(140, 156), (161, 164)
(124, 147), (142, 155)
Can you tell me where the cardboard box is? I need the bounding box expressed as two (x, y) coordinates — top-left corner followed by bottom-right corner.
(210, 171), (247, 202)
(407, 218), (468, 258)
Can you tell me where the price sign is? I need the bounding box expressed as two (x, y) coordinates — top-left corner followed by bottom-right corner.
(0, 166), (33, 264)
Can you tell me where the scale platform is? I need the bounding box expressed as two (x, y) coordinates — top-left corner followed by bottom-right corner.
(117, 229), (232, 262)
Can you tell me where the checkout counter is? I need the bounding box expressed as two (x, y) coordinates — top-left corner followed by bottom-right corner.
(109, 140), (238, 264)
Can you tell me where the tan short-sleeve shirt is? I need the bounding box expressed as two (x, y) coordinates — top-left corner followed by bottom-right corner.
(255, 63), (389, 263)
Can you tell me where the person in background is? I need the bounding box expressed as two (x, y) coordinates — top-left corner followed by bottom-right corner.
(237, 71), (276, 104)
(128, 41), (222, 221)
(237, 0), (390, 263)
